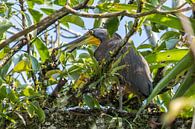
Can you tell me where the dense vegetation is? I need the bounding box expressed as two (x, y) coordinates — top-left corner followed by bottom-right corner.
(0, 0), (195, 128)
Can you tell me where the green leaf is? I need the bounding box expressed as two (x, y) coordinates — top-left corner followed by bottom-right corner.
(40, 8), (55, 15)
(33, 103), (45, 123)
(23, 86), (35, 97)
(27, 0), (44, 8)
(160, 31), (180, 42)
(145, 49), (188, 63)
(0, 46), (10, 60)
(0, 60), (11, 77)
(0, 16), (13, 36)
(83, 94), (100, 108)
(7, 90), (18, 103)
(79, 53), (90, 58)
(0, 4), (7, 14)
(29, 56), (40, 72)
(104, 17), (119, 36)
(28, 8), (43, 23)
(183, 83), (195, 97)
(137, 44), (153, 49)
(60, 15), (85, 28)
(13, 60), (31, 72)
(159, 31), (180, 50)
(45, 70), (62, 79)
(173, 65), (195, 99)
(34, 38), (49, 63)
(0, 86), (7, 101)
(54, 0), (66, 6)
(26, 103), (35, 118)
(93, 18), (101, 28)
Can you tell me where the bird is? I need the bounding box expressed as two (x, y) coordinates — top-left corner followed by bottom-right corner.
(63, 28), (153, 107)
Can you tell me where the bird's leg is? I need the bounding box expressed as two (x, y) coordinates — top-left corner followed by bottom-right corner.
(119, 85), (124, 111)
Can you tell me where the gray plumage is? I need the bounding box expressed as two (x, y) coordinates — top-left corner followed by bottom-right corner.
(93, 29), (153, 97)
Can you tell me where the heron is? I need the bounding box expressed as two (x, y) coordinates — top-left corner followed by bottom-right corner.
(63, 28), (153, 109)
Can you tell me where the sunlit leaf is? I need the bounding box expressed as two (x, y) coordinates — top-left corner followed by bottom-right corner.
(13, 60), (31, 72)
(27, 0), (44, 8)
(0, 46), (10, 59)
(34, 38), (49, 63)
(23, 86), (35, 97)
(145, 49), (188, 63)
(54, 0), (66, 6)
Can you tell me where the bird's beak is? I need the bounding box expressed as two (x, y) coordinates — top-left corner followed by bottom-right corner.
(64, 31), (101, 52)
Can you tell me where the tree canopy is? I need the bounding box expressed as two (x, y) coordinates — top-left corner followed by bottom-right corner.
(0, 0), (195, 128)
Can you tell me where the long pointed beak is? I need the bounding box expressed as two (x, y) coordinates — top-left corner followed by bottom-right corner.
(60, 32), (101, 52)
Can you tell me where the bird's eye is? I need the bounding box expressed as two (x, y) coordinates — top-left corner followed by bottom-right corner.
(89, 30), (94, 35)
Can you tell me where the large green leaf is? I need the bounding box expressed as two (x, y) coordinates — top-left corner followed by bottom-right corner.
(34, 38), (49, 63)
(145, 49), (188, 63)
(0, 17), (13, 36)
(60, 15), (85, 28)
(104, 17), (119, 36)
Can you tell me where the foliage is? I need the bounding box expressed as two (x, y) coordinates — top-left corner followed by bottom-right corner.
(0, 0), (195, 128)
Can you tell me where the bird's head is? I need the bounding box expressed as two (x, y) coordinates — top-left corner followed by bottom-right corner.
(64, 28), (109, 51)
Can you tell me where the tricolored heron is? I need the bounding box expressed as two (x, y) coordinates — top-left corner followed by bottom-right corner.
(64, 28), (153, 108)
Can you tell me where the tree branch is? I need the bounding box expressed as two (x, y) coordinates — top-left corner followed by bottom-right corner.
(0, 0), (90, 50)
(64, 4), (191, 19)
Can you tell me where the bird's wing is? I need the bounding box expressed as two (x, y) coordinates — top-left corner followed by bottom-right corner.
(118, 43), (153, 97)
